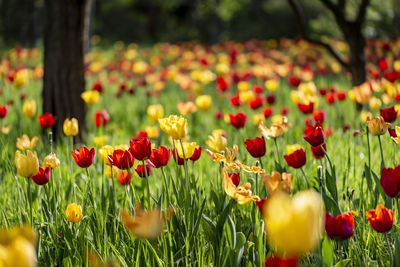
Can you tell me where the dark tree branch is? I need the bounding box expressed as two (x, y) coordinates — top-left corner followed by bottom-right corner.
(287, 0), (350, 69)
(338, 0), (346, 11)
(356, 0), (370, 23)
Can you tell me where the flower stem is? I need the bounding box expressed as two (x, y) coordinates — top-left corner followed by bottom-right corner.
(28, 178), (33, 224)
(300, 167), (310, 188)
(142, 160), (151, 208)
(377, 135), (385, 168)
(179, 139), (190, 194)
(273, 138), (281, 165)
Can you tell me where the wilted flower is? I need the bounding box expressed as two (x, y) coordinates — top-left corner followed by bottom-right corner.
(16, 135), (38, 151)
(366, 116), (391, 136)
(262, 171), (292, 195)
(120, 205), (175, 239)
(206, 132), (227, 153)
(222, 168), (260, 204)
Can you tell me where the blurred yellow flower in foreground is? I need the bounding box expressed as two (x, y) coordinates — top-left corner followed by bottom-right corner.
(16, 135), (38, 151)
(43, 153), (60, 168)
(81, 91), (100, 105)
(22, 101), (36, 118)
(159, 115), (188, 140)
(120, 205), (175, 239)
(147, 104), (164, 122)
(65, 203), (83, 223)
(63, 118), (79, 137)
(176, 142), (197, 159)
(366, 116), (391, 136)
(15, 150), (39, 178)
(0, 225), (37, 267)
(222, 168), (260, 204)
(263, 190), (324, 256)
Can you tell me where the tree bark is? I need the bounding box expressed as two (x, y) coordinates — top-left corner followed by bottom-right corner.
(43, 0), (92, 140)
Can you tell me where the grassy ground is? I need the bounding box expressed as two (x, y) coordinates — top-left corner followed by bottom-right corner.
(0, 42), (399, 266)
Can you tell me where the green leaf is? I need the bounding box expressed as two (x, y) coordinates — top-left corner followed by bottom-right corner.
(325, 168), (338, 202)
(333, 259), (351, 267)
(322, 237), (333, 267)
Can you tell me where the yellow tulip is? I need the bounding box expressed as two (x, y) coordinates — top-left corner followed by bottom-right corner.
(63, 118), (79, 137)
(94, 136), (109, 146)
(0, 225), (37, 267)
(206, 133), (227, 153)
(263, 190), (324, 255)
(159, 115), (188, 140)
(105, 166), (120, 178)
(252, 113), (265, 125)
(16, 135), (38, 151)
(65, 203), (83, 223)
(13, 69), (29, 89)
(81, 91), (100, 105)
(43, 153), (60, 168)
(238, 81), (250, 91)
(15, 150), (39, 177)
(360, 111), (372, 123)
(265, 79), (279, 91)
(22, 101), (36, 118)
(369, 97), (382, 110)
(176, 142), (196, 159)
(147, 104), (164, 122)
(366, 116), (391, 136)
(391, 126), (400, 145)
(99, 145), (114, 165)
(195, 95), (212, 112)
(145, 126), (159, 139)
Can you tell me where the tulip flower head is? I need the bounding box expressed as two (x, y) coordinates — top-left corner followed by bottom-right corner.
(129, 137), (152, 161)
(176, 142), (197, 159)
(71, 147), (95, 168)
(229, 112), (247, 129)
(43, 153), (60, 168)
(284, 145), (306, 169)
(0, 105), (8, 119)
(304, 122), (325, 147)
(223, 168), (260, 204)
(325, 212), (354, 240)
(38, 113), (56, 129)
(147, 104), (164, 122)
(94, 110), (110, 128)
(65, 203), (83, 223)
(195, 95), (212, 111)
(120, 205), (175, 239)
(366, 204), (393, 233)
(366, 116), (391, 136)
(206, 132), (227, 153)
(16, 135), (38, 151)
(108, 149), (134, 170)
(380, 107), (397, 123)
(149, 146), (170, 168)
(81, 90), (100, 105)
(263, 190), (324, 256)
(159, 115), (188, 140)
(15, 150), (39, 177)
(244, 136), (266, 158)
(189, 146), (202, 161)
(262, 171), (292, 195)
(31, 167), (51, 186)
(63, 118), (79, 136)
(380, 165), (400, 198)
(135, 164), (151, 178)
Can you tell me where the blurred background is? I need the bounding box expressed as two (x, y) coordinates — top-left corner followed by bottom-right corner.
(0, 0), (399, 47)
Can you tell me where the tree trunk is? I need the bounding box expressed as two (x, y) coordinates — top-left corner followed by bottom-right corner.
(43, 0), (92, 140)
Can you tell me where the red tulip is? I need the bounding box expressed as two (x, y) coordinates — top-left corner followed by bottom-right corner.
(31, 167), (51, 186)
(149, 146), (170, 168)
(38, 113), (57, 129)
(284, 149), (306, 169)
(288, 76), (301, 87)
(229, 112), (247, 129)
(256, 198), (268, 213)
(325, 212), (354, 240)
(253, 85), (263, 94)
(325, 93), (335, 104)
(227, 172), (240, 187)
(71, 147), (95, 168)
(380, 107), (397, 123)
(311, 143), (326, 159)
(118, 170), (133, 185)
(264, 256), (298, 267)
(266, 95), (276, 105)
(108, 149), (134, 170)
(216, 76), (229, 92)
(172, 149), (184, 165)
(135, 164), (151, 178)
(280, 107), (288, 115)
(244, 136), (266, 158)
(337, 91), (346, 101)
(366, 204), (394, 233)
(263, 107), (273, 118)
(297, 102), (314, 114)
(92, 81), (104, 93)
(94, 109), (110, 128)
(230, 95), (243, 107)
(129, 137), (152, 161)
(380, 165), (400, 198)
(214, 111), (224, 120)
(248, 96), (264, 110)
(378, 58), (389, 73)
(304, 122), (325, 147)
(190, 146), (202, 161)
(0, 105), (8, 119)
(136, 131), (148, 139)
(313, 110), (325, 123)
(389, 128), (397, 138)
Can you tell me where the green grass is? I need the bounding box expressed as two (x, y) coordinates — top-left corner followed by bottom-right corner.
(0, 44), (399, 267)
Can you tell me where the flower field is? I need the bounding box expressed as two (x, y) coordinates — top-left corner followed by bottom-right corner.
(1, 39), (400, 266)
